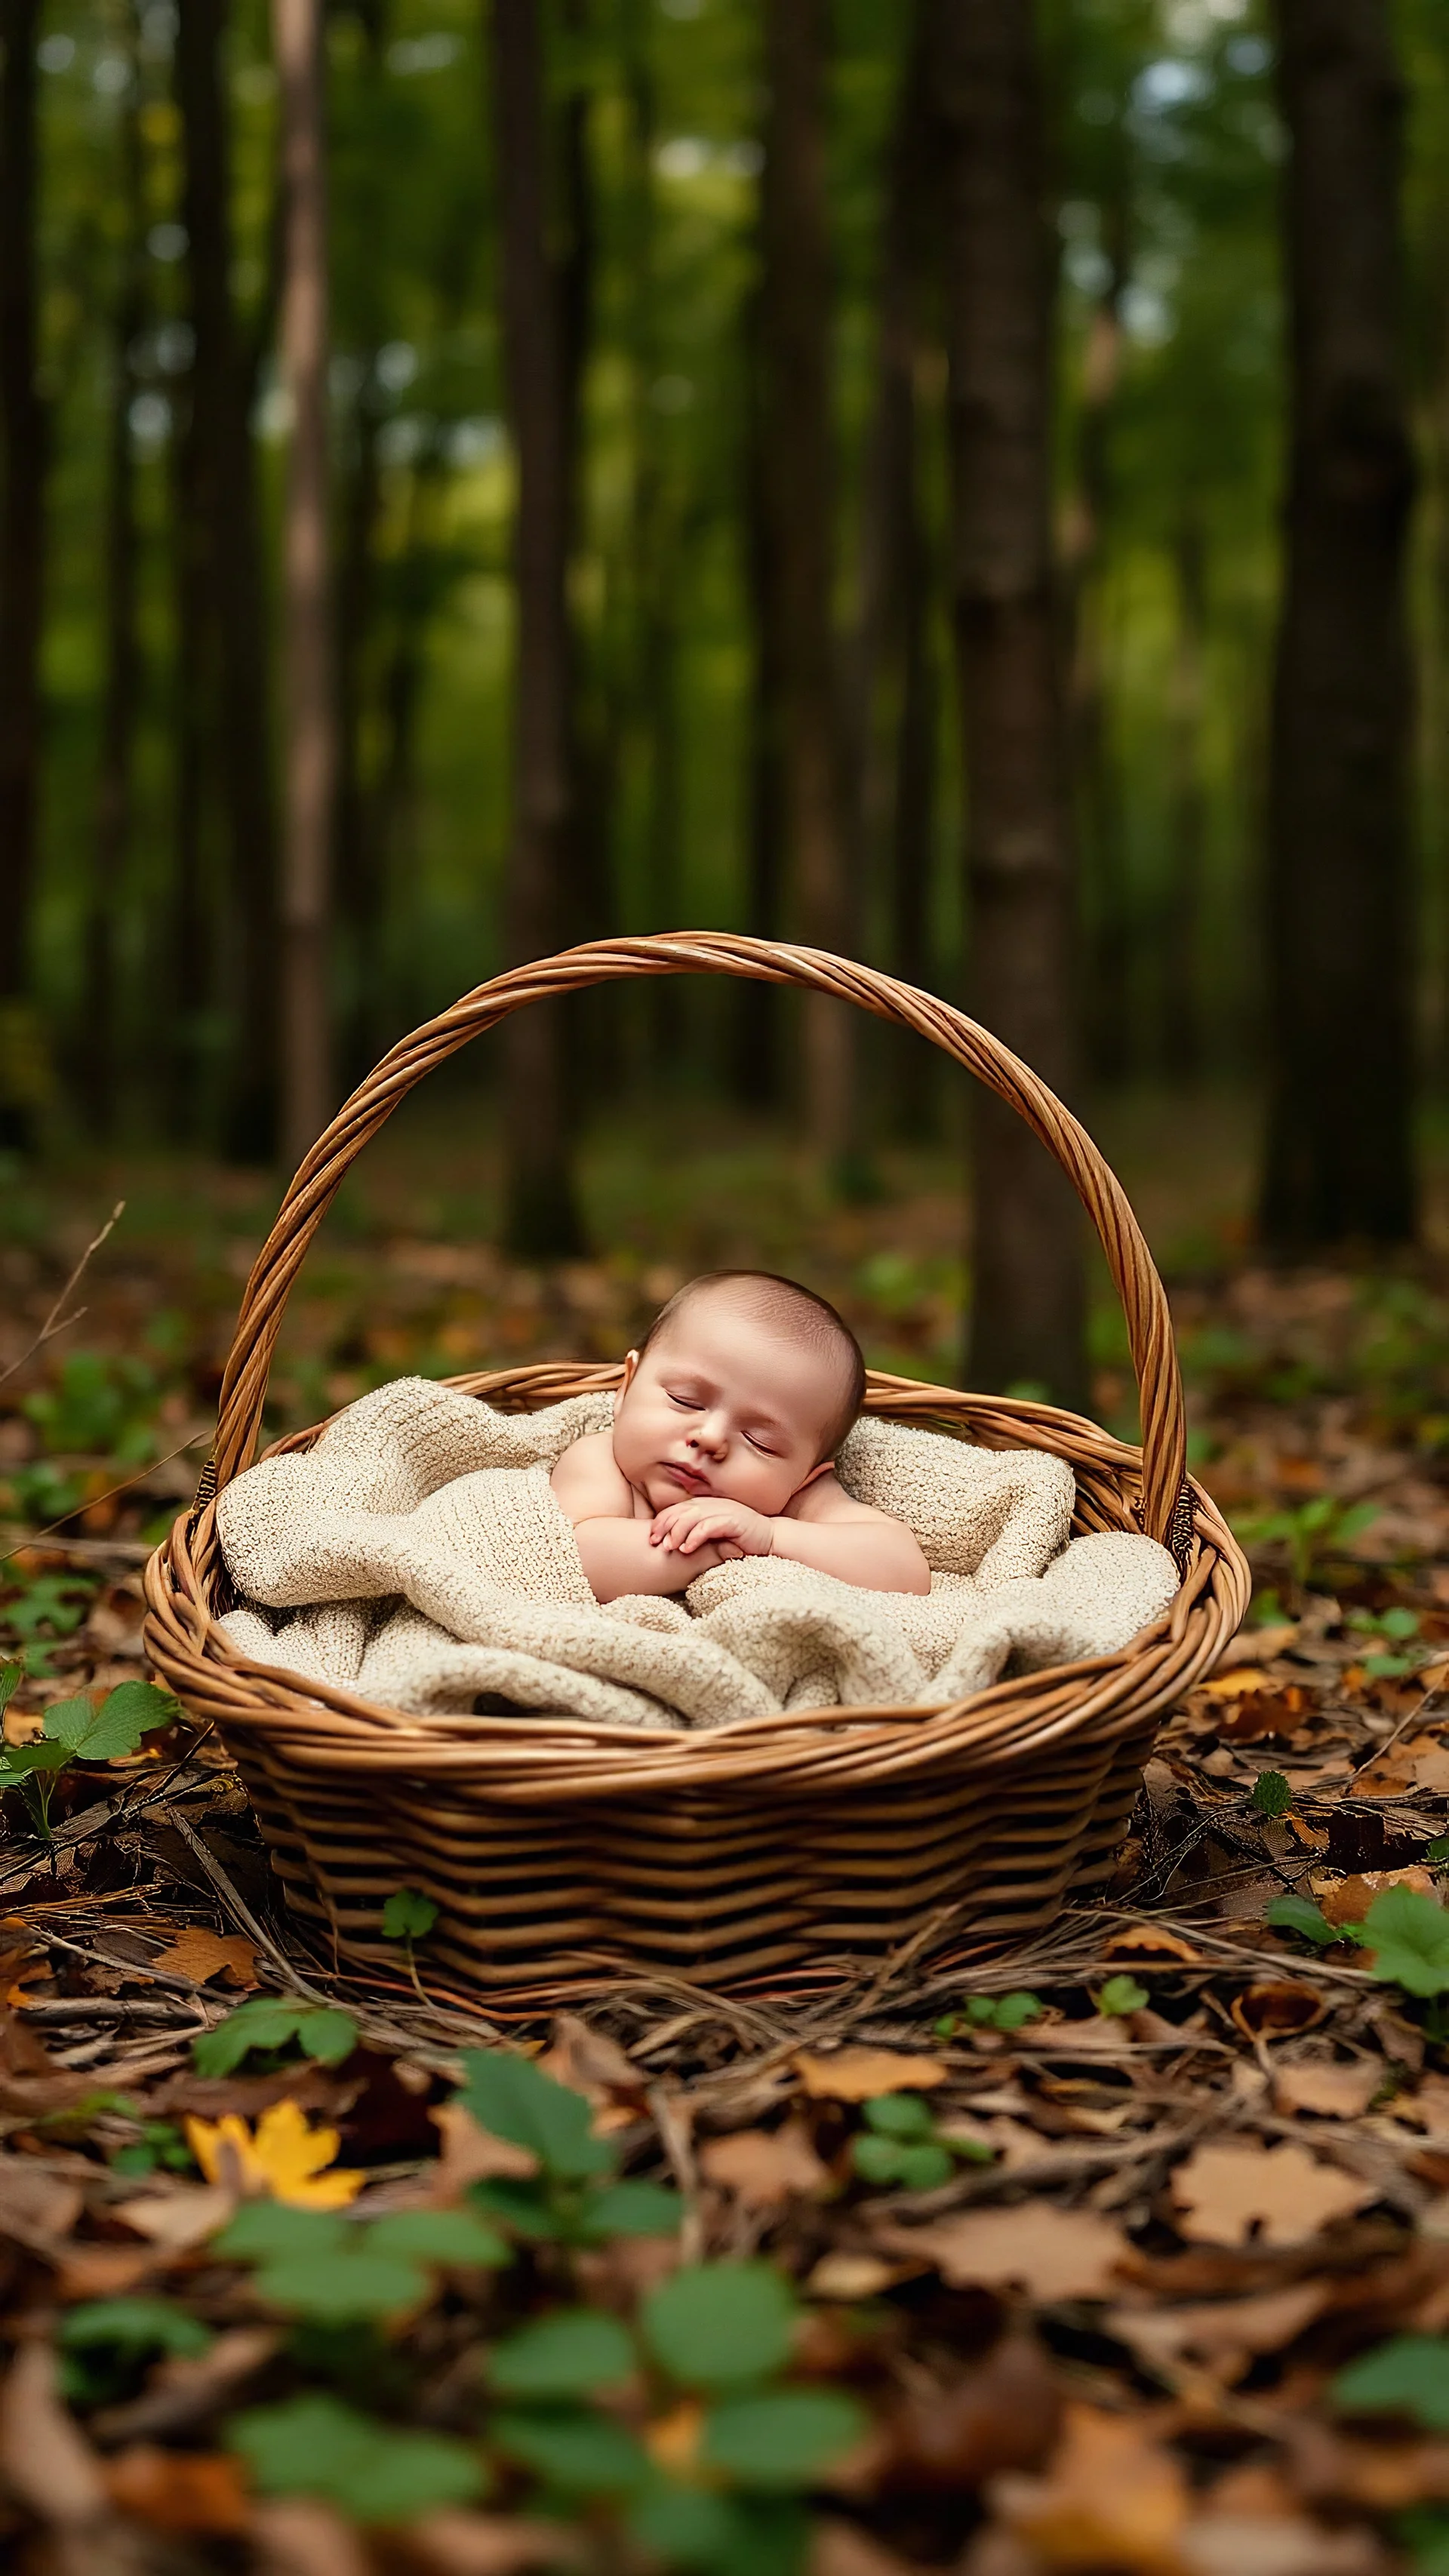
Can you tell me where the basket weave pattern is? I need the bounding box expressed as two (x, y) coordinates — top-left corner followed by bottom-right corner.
(144, 935), (1249, 2004)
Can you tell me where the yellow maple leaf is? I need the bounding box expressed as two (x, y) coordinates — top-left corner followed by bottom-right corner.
(185, 2099), (364, 2209)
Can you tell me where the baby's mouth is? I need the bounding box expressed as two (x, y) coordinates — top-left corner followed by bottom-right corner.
(663, 1460), (712, 1494)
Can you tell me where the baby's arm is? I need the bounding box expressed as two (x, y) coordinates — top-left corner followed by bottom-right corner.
(773, 1473), (931, 1594)
(651, 1475), (931, 1596)
(551, 1435), (728, 1603)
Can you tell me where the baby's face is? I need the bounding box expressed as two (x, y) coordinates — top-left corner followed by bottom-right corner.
(612, 1300), (844, 1519)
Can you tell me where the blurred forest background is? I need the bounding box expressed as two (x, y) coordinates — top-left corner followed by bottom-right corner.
(2, 0), (1447, 1414)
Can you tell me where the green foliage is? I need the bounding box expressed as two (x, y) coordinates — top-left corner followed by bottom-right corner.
(0, 1572), (95, 1674)
(23, 1349), (160, 1462)
(1349, 1888), (1449, 1998)
(641, 2263), (795, 2391)
(381, 1886), (438, 1941)
(192, 1994), (359, 2077)
(1251, 1769), (1292, 1817)
(1265, 1893), (1340, 1947)
(215, 2202), (508, 2322)
(1333, 2336), (1449, 2430)
(229, 2393), (488, 2522)
(460, 2048), (679, 2247)
(109, 2116), (193, 2178)
(955, 1990), (1044, 2032)
(490, 2310), (636, 2400)
(1232, 1494), (1380, 1589)
(1396, 2507), (1449, 2575)
(1097, 1974), (1149, 2017)
(0, 1674), (177, 1836)
(847, 2092), (992, 2192)
(59, 2295), (211, 2404)
(490, 2405), (651, 2495)
(700, 2390), (866, 2489)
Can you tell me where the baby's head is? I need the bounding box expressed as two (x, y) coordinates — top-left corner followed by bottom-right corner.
(613, 1272), (865, 1519)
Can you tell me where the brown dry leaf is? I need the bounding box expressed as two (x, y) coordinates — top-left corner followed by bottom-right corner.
(251, 2497), (372, 2576)
(1314, 1865), (1438, 1927)
(0, 2157), (84, 2243)
(149, 1928), (258, 1989)
(1388, 2073), (1449, 2134)
(1219, 1687), (1313, 1743)
(1171, 2141), (1377, 2248)
(699, 2117), (829, 2206)
(94, 2328), (280, 2446)
(795, 2046), (948, 2101)
(115, 2183), (236, 2249)
(891, 2202), (1131, 2301)
(1201, 1668), (1275, 1699)
(1106, 1925), (1202, 1964)
(991, 2400), (1189, 2574)
(1272, 2058), (1382, 2119)
(887, 2332), (1062, 2491)
(1230, 1981), (1327, 2041)
(1107, 2282), (1329, 2386)
(1214, 1626), (1299, 1670)
(0, 2004), (98, 2119)
(538, 2014), (643, 2134)
(807, 2251), (911, 2300)
(54, 2244), (158, 2301)
(1178, 2513), (1385, 2575)
(103, 2444), (251, 2534)
(0, 2338), (108, 2525)
(427, 2101), (537, 2202)
(811, 2521), (920, 2576)
(403, 2511), (586, 2574)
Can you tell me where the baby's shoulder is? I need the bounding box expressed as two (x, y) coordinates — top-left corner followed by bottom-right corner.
(786, 1467), (898, 1527)
(550, 1430), (632, 1522)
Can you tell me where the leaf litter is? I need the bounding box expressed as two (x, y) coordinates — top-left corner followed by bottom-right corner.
(10, 1204), (1449, 2566)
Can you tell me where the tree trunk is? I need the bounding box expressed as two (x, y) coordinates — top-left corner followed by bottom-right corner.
(334, 362), (383, 1086)
(1161, 511), (1207, 1083)
(934, 0), (1087, 1408)
(761, 0), (857, 1169)
(490, 0), (585, 1257)
(1260, 0), (1417, 1248)
(0, 0), (45, 1150)
(176, 0), (278, 1162)
(83, 0), (146, 1137)
(273, 0), (335, 1174)
(733, 272), (785, 1108)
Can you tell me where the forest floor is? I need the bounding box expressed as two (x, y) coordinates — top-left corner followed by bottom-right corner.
(5, 1100), (1449, 2575)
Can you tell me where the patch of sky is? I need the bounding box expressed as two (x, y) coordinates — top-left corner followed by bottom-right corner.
(1226, 35), (1270, 75)
(94, 51), (131, 97)
(377, 342), (420, 396)
(147, 223), (187, 264)
(38, 34), (75, 72)
(129, 392), (171, 450)
(448, 418), (503, 469)
(1136, 58), (1211, 113)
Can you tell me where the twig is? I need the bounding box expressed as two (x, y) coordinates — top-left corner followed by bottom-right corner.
(164, 1806), (332, 2002)
(20, 1997), (205, 2025)
(648, 2082), (703, 2264)
(0, 1201), (125, 1394)
(0, 1429), (209, 1571)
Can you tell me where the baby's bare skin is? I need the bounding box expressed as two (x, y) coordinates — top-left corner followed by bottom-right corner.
(550, 1283), (931, 1605)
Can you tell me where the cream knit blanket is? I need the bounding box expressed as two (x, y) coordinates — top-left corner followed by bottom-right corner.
(215, 1378), (1180, 1731)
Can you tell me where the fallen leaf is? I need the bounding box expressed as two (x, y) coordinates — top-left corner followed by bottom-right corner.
(886, 2331), (1061, 2491)
(1178, 2512), (1382, 2575)
(699, 2118), (829, 2206)
(1214, 1626), (1299, 1670)
(807, 2251), (911, 2300)
(1108, 2282), (1330, 2386)
(1171, 2141), (1377, 2248)
(115, 2184), (237, 2249)
(427, 2101), (537, 2202)
(94, 2327), (280, 2445)
(1201, 1669), (1275, 1698)
(1230, 1981), (1327, 2041)
(104, 2443), (251, 2534)
(795, 2047), (948, 2101)
(811, 2521), (921, 2576)
(1272, 2058), (1382, 2119)
(149, 1928), (258, 1989)
(1105, 1925), (1202, 1964)
(0, 2339), (108, 2525)
(0, 2158), (84, 2244)
(402, 2510), (586, 2574)
(186, 2099), (365, 2210)
(1219, 1688), (1313, 1743)
(54, 2244), (158, 2301)
(1314, 1866), (1438, 1927)
(251, 2496), (373, 2576)
(890, 2203), (1131, 2302)
(992, 2400), (1189, 2574)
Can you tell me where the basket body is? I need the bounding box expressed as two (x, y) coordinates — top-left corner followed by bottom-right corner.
(146, 1364), (1244, 2006)
(142, 934), (1250, 2008)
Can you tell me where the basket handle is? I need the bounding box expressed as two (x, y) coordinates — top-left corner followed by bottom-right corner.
(208, 934), (1188, 1543)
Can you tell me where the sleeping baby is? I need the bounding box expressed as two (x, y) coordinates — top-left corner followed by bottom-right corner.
(551, 1270), (931, 1603)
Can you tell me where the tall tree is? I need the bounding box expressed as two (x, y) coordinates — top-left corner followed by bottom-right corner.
(83, 0), (147, 1134)
(0, 0), (45, 1151)
(1260, 0), (1417, 1247)
(734, 270), (786, 1109)
(175, 0), (278, 1161)
(1161, 509), (1207, 1082)
(490, 0), (585, 1255)
(934, 0), (1088, 1409)
(760, 0), (857, 1170)
(274, 0), (336, 1171)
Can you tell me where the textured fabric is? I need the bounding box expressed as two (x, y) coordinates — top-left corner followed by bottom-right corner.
(215, 1377), (1180, 1731)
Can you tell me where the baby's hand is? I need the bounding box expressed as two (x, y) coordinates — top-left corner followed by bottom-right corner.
(649, 1497), (777, 1561)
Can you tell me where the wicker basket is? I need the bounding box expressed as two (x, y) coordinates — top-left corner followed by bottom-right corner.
(143, 933), (1248, 2007)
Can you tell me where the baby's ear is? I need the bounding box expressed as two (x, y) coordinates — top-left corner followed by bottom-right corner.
(620, 1348), (640, 1393)
(795, 1458), (834, 1491)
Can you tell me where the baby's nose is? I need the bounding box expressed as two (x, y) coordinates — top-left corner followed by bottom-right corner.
(692, 1410), (730, 1454)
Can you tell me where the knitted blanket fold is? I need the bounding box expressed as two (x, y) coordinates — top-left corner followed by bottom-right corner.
(215, 1377), (1180, 1731)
